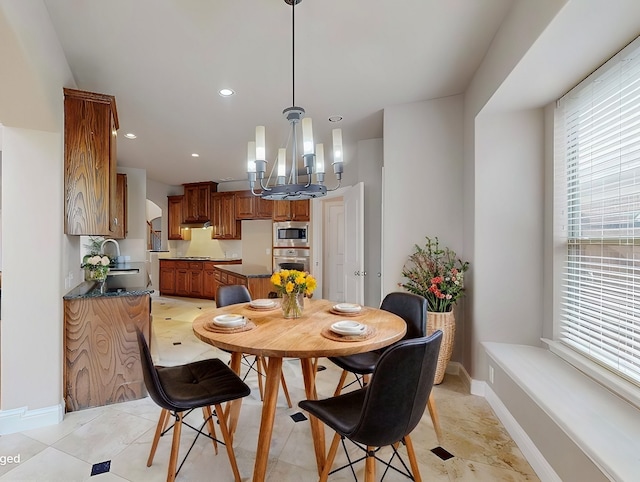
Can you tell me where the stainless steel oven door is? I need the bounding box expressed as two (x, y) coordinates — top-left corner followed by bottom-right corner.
(272, 248), (310, 273)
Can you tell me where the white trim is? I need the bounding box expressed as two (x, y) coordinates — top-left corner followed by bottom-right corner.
(542, 338), (640, 411)
(484, 384), (562, 482)
(0, 401), (64, 435)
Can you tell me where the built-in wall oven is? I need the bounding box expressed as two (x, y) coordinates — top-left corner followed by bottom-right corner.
(273, 248), (310, 273)
(273, 221), (309, 248)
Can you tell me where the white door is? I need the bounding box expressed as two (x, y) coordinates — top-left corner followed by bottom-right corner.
(325, 201), (345, 301)
(343, 182), (364, 304)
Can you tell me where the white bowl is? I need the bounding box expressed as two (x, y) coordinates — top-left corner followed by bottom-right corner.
(334, 303), (362, 313)
(331, 320), (366, 336)
(213, 314), (246, 327)
(250, 299), (276, 308)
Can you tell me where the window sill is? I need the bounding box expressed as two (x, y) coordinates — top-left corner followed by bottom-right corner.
(484, 342), (640, 482)
(542, 338), (640, 411)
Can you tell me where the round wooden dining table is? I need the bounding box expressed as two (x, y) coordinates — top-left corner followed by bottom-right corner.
(192, 297), (406, 482)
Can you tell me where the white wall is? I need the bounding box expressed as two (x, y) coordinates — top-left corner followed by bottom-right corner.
(382, 95), (465, 356)
(0, 0), (75, 431)
(117, 166), (147, 262)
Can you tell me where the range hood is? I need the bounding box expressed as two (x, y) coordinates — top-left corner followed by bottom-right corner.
(180, 220), (212, 229)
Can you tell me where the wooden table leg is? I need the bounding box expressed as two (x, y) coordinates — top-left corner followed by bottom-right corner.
(300, 358), (326, 475)
(252, 356), (283, 482)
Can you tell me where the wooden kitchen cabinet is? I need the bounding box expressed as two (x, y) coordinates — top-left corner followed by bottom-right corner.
(63, 293), (151, 411)
(235, 191), (274, 220)
(272, 199), (310, 221)
(203, 261), (217, 299)
(64, 88), (119, 235)
(212, 192), (241, 239)
(175, 262), (204, 297)
(109, 173), (127, 239)
(213, 266), (272, 300)
(160, 259), (240, 298)
(159, 260), (177, 294)
(167, 195), (191, 240)
(183, 182), (217, 223)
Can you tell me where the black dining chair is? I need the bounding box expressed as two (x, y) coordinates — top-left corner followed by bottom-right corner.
(135, 327), (250, 482)
(300, 331), (443, 482)
(327, 292), (443, 441)
(216, 284), (292, 408)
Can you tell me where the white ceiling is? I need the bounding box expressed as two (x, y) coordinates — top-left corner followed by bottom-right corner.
(42, 0), (513, 186)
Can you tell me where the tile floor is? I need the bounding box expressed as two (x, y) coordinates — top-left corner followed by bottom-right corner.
(0, 295), (540, 481)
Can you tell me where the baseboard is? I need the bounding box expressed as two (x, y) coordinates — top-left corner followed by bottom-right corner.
(484, 383), (561, 482)
(0, 401), (64, 435)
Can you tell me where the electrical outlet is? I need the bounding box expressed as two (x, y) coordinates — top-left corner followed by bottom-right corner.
(489, 365), (495, 384)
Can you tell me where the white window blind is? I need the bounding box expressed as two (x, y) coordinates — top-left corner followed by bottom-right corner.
(555, 36), (640, 386)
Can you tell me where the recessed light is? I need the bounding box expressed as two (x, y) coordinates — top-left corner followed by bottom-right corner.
(219, 89), (235, 97)
(191, 153), (200, 158)
(328, 115), (343, 123)
(124, 133), (137, 139)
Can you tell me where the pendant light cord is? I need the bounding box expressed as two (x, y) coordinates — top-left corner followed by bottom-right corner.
(291, 0), (295, 107)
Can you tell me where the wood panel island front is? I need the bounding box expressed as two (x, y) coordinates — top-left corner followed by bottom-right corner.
(63, 281), (153, 412)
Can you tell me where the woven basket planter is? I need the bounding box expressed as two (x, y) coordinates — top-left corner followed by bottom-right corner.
(427, 310), (455, 384)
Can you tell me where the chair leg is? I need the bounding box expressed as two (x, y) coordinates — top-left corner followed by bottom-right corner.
(427, 394), (443, 443)
(148, 408), (170, 467)
(365, 446), (376, 482)
(256, 356), (266, 401)
(404, 435), (422, 482)
(333, 369), (349, 396)
(215, 403), (243, 482)
(167, 412), (183, 482)
(202, 406), (218, 455)
(280, 370), (293, 408)
(320, 432), (341, 482)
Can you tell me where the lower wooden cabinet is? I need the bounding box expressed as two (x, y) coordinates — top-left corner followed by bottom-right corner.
(160, 259), (241, 298)
(63, 293), (151, 412)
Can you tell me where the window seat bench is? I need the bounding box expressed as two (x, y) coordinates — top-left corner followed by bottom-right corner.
(483, 342), (640, 482)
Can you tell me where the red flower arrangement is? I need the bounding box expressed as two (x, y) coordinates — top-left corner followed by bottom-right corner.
(399, 237), (469, 312)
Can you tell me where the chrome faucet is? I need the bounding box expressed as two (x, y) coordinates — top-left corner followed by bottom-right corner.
(100, 239), (121, 261)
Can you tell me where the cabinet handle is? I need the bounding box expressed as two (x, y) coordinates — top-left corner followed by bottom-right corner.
(113, 217), (119, 226)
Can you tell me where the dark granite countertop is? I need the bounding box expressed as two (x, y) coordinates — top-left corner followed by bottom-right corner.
(64, 281), (154, 300)
(214, 263), (273, 278)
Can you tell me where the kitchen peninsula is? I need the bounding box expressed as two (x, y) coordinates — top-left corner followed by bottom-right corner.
(63, 281), (154, 412)
(213, 263), (274, 300)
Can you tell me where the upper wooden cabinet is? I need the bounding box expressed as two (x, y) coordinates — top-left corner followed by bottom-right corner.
(109, 173), (128, 239)
(183, 182), (217, 223)
(212, 192), (241, 239)
(272, 199), (310, 222)
(64, 88), (119, 235)
(167, 195), (191, 240)
(235, 191), (274, 220)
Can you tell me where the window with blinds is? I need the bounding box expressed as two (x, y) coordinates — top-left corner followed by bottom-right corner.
(555, 35), (640, 386)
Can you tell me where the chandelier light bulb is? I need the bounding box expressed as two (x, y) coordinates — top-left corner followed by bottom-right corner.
(247, 141), (256, 173)
(277, 148), (287, 178)
(302, 117), (314, 155)
(256, 126), (266, 161)
(315, 143), (325, 174)
(332, 129), (343, 164)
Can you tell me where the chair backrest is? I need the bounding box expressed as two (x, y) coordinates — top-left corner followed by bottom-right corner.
(380, 291), (427, 340)
(135, 327), (175, 411)
(216, 284), (251, 307)
(347, 331), (443, 447)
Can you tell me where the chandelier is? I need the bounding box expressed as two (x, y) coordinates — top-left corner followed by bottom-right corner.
(247, 0), (344, 200)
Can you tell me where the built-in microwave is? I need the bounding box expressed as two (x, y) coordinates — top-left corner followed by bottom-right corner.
(273, 221), (309, 248)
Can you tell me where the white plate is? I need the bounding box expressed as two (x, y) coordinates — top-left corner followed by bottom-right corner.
(333, 303), (362, 313)
(250, 299), (276, 308)
(331, 320), (366, 336)
(213, 314), (246, 327)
